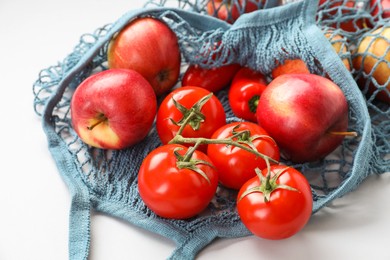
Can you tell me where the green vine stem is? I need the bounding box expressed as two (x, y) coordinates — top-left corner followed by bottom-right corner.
(169, 134), (279, 165)
(168, 92), (279, 182)
(173, 141), (214, 183)
(171, 93), (213, 136)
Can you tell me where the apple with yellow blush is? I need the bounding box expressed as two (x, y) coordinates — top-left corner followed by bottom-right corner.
(71, 69), (157, 150)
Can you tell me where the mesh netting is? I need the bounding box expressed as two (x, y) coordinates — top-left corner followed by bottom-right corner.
(315, 0), (390, 174)
(33, 1), (389, 259)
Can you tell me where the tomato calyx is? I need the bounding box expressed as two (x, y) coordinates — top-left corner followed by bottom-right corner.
(238, 166), (298, 203)
(231, 124), (252, 142)
(171, 93), (213, 134)
(174, 145), (213, 184)
(230, 124), (277, 152)
(166, 93), (281, 183)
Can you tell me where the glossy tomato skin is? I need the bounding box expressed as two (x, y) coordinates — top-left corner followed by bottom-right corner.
(182, 64), (241, 93)
(228, 67), (268, 122)
(138, 144), (218, 219)
(207, 122), (280, 190)
(156, 86), (226, 145)
(237, 165), (313, 240)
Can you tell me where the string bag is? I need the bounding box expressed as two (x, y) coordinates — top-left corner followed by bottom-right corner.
(33, 0), (389, 259)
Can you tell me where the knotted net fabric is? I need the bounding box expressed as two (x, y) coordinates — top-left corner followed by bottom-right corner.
(33, 0), (389, 259)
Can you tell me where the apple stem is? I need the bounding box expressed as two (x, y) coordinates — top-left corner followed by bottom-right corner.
(328, 131), (358, 137)
(87, 115), (108, 130)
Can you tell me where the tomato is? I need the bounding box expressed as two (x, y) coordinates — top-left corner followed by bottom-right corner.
(228, 67), (268, 122)
(137, 144), (218, 219)
(182, 38), (241, 93)
(182, 63), (241, 93)
(237, 165), (313, 240)
(156, 86), (226, 145)
(207, 122), (280, 190)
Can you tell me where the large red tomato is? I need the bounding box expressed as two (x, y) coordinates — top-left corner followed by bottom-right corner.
(228, 67), (268, 122)
(207, 122), (280, 190)
(156, 86), (226, 145)
(237, 165), (313, 240)
(138, 144), (219, 219)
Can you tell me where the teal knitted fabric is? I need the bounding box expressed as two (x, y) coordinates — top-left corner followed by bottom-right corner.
(33, 0), (389, 259)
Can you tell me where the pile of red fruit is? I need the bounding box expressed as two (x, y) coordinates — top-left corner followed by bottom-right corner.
(69, 0), (388, 240)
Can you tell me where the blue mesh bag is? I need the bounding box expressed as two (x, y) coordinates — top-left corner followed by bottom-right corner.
(33, 0), (390, 259)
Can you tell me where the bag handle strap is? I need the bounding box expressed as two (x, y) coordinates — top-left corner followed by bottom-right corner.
(68, 181), (91, 260)
(43, 125), (92, 260)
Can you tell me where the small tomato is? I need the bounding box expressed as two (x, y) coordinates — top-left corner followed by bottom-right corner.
(237, 165), (313, 240)
(182, 63), (241, 93)
(207, 122), (280, 190)
(138, 144), (219, 219)
(156, 86), (226, 145)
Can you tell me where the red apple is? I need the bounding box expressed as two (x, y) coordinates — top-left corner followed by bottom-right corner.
(71, 69), (157, 150)
(206, 0), (264, 24)
(318, 0), (370, 32)
(256, 73), (351, 163)
(107, 17), (181, 96)
(370, 0), (390, 19)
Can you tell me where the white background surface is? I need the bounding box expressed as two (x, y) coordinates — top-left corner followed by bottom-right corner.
(1, 0), (389, 259)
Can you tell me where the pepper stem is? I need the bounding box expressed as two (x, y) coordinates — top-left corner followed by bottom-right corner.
(174, 144), (214, 184)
